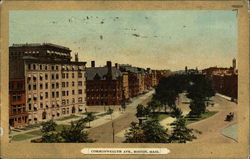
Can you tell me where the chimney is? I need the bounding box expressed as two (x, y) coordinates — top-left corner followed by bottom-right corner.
(106, 61), (112, 80)
(75, 53), (79, 62)
(91, 61), (95, 67)
(115, 63), (119, 69)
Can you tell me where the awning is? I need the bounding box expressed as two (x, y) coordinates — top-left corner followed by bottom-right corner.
(33, 74), (37, 77)
(56, 101), (60, 104)
(28, 114), (32, 119)
(40, 74), (43, 77)
(34, 103), (38, 108)
(40, 93), (43, 97)
(34, 114), (38, 118)
(28, 94), (32, 98)
(28, 74), (31, 78)
(33, 93), (37, 97)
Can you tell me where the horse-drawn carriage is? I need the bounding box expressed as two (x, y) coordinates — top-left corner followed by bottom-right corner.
(225, 112), (234, 121)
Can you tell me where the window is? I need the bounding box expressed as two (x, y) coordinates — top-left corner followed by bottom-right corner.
(52, 65), (55, 70)
(51, 74), (54, 80)
(78, 97), (82, 103)
(40, 84), (43, 89)
(12, 95), (16, 101)
(56, 82), (59, 88)
(40, 65), (42, 70)
(28, 64), (31, 70)
(52, 83), (55, 89)
(62, 82), (65, 87)
(40, 103), (43, 109)
(45, 65), (48, 70)
(66, 82), (69, 87)
(28, 85), (31, 90)
(45, 74), (48, 80)
(72, 90), (75, 95)
(62, 73), (65, 79)
(78, 81), (82, 86)
(72, 82), (74, 87)
(45, 92), (48, 98)
(56, 74), (59, 79)
(66, 91), (69, 96)
(56, 65), (59, 70)
(56, 92), (59, 98)
(52, 92), (55, 98)
(62, 99), (66, 105)
(29, 104), (32, 110)
(33, 64), (36, 70)
(78, 72), (82, 78)
(62, 91), (65, 96)
(45, 83), (48, 89)
(72, 73), (74, 78)
(33, 84), (36, 90)
(66, 73), (69, 79)
(78, 89), (82, 94)
(72, 98), (75, 103)
(17, 95), (21, 101)
(40, 75), (43, 81)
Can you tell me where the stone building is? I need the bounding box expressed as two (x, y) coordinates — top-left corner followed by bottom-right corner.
(9, 43), (87, 124)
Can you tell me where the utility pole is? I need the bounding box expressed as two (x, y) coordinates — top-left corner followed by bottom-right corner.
(112, 122), (115, 143)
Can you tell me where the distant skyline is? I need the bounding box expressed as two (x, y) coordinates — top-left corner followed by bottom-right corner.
(10, 10), (237, 71)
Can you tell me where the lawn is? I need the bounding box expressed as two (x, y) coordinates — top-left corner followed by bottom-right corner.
(55, 115), (79, 121)
(12, 124), (71, 142)
(185, 111), (218, 125)
(11, 133), (35, 141)
(149, 113), (170, 121)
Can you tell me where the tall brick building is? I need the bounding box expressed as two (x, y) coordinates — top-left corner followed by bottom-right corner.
(202, 58), (238, 99)
(9, 79), (28, 127)
(85, 61), (128, 106)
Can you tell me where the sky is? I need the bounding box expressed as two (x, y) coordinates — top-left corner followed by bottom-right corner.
(9, 10), (237, 71)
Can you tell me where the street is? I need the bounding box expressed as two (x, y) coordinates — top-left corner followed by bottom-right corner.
(88, 90), (154, 143)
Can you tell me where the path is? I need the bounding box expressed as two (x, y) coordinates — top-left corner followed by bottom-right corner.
(188, 95), (237, 143)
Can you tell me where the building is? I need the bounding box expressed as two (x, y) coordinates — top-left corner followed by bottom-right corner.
(9, 79), (28, 127)
(85, 61), (126, 106)
(119, 65), (146, 98)
(9, 43), (87, 124)
(202, 58), (238, 99)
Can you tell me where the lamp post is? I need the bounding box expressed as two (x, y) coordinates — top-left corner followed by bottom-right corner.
(112, 122), (115, 143)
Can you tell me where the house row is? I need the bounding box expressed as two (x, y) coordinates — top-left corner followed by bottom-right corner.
(9, 43), (170, 127)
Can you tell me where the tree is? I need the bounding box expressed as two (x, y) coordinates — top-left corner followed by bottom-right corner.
(136, 104), (150, 118)
(41, 120), (57, 133)
(107, 107), (114, 120)
(170, 107), (183, 119)
(84, 112), (95, 128)
(60, 120), (94, 143)
(40, 120), (62, 143)
(147, 100), (160, 113)
(121, 101), (127, 112)
(124, 120), (169, 143)
(141, 120), (169, 143)
(188, 98), (206, 118)
(41, 131), (63, 143)
(124, 122), (145, 143)
(169, 117), (196, 143)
